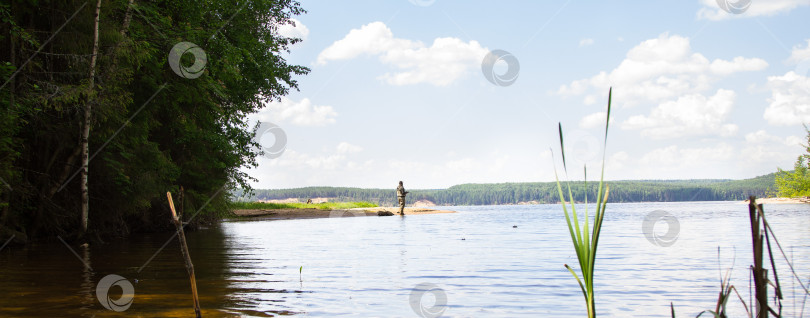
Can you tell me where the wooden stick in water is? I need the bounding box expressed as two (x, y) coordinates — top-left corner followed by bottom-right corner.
(168, 192), (202, 318)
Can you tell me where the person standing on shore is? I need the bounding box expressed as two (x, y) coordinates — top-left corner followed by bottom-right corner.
(396, 181), (409, 215)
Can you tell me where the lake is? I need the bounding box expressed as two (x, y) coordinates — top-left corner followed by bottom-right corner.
(1, 201), (809, 317)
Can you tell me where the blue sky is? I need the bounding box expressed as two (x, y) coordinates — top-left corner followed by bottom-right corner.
(245, 0), (810, 189)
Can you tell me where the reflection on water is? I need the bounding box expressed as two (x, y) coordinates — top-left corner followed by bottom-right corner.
(0, 202), (809, 317)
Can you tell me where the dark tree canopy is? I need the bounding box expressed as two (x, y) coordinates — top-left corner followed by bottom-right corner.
(0, 0), (309, 241)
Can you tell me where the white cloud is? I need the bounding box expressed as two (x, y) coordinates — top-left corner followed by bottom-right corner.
(316, 22), (415, 64)
(745, 130), (803, 146)
(557, 33), (767, 107)
(762, 71), (810, 126)
(277, 18), (309, 41)
(709, 56), (772, 75)
(743, 130), (805, 165)
(445, 157), (478, 171)
(262, 143), (364, 171)
(697, 0), (810, 20)
(247, 146), (553, 189)
(639, 144), (734, 167)
(579, 38), (594, 47)
(621, 89), (739, 139)
(788, 39), (810, 64)
(336, 142), (363, 154)
(316, 21), (489, 86)
(606, 151), (629, 171)
(579, 111), (614, 129)
(255, 97), (337, 126)
(787, 135), (805, 146)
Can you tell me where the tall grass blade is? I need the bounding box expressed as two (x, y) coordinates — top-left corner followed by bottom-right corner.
(552, 87), (612, 318)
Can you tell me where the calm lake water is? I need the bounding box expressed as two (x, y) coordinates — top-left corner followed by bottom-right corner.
(1, 201), (809, 317)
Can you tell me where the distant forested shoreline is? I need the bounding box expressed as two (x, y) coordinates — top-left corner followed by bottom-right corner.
(238, 173), (777, 206)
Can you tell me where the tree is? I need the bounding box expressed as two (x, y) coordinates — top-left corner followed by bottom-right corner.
(0, 0), (309, 240)
(775, 126), (810, 197)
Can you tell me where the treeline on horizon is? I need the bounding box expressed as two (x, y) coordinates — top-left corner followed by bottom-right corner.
(240, 173), (777, 206)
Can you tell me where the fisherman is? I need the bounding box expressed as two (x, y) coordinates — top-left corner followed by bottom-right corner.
(396, 181), (409, 215)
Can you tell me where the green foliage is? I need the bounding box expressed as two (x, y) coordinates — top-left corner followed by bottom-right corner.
(775, 125), (810, 197)
(0, 0), (308, 239)
(554, 87), (612, 318)
(230, 201), (378, 210)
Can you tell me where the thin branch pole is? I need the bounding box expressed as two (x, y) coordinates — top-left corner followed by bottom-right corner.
(167, 192), (202, 318)
(749, 196), (769, 318)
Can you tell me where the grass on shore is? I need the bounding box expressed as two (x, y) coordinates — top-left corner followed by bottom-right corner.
(230, 201), (378, 210)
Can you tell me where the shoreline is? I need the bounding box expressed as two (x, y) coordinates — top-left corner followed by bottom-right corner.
(230, 207), (456, 220)
(742, 197), (810, 204)
(229, 197), (808, 221)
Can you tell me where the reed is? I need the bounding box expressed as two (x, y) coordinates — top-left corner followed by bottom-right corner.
(553, 87), (612, 318)
(673, 248), (755, 318)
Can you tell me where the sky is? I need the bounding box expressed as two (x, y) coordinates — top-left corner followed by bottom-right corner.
(244, 0), (810, 189)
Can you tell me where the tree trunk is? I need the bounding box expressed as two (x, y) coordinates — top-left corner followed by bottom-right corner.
(2, 4), (16, 226)
(121, 0), (135, 37)
(80, 0), (102, 235)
